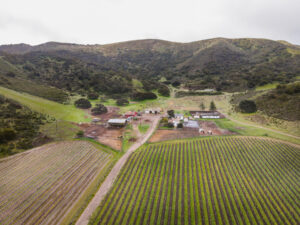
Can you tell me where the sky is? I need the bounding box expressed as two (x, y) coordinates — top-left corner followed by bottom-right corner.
(0, 0), (300, 45)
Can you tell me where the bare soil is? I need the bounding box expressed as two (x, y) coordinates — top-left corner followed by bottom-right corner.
(81, 124), (124, 151)
(149, 120), (234, 143)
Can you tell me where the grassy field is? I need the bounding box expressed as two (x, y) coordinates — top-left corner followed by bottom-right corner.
(138, 124), (150, 134)
(0, 86), (90, 123)
(90, 136), (300, 225)
(255, 82), (279, 91)
(0, 141), (117, 225)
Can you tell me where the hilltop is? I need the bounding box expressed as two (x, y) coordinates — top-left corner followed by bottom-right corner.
(0, 38), (299, 102)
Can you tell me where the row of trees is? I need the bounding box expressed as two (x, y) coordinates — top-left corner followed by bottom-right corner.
(199, 101), (217, 111)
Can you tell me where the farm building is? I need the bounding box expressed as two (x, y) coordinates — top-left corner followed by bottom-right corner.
(183, 120), (199, 128)
(145, 108), (161, 114)
(108, 118), (127, 127)
(190, 111), (224, 119)
(175, 113), (184, 120)
(124, 111), (138, 118)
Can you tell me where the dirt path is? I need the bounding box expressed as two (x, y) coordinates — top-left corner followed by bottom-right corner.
(222, 112), (300, 140)
(75, 116), (160, 225)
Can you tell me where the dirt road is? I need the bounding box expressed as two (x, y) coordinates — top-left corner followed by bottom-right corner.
(75, 115), (160, 225)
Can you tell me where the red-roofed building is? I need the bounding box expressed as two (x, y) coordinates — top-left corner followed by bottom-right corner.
(124, 111), (138, 118)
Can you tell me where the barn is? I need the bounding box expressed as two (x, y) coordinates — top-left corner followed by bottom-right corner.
(108, 118), (127, 127)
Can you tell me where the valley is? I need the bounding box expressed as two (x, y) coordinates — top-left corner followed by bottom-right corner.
(0, 38), (299, 225)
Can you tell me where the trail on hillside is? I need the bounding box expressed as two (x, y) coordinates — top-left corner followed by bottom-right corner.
(222, 112), (300, 140)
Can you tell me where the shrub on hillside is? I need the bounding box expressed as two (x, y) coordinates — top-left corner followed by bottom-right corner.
(0, 128), (16, 144)
(116, 98), (129, 106)
(88, 92), (99, 100)
(131, 92), (157, 101)
(158, 85), (170, 97)
(74, 98), (91, 109)
(172, 81), (181, 87)
(91, 104), (108, 115)
(239, 100), (257, 113)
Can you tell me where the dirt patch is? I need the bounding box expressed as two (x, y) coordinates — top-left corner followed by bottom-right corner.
(199, 121), (233, 135)
(79, 123), (123, 151)
(149, 120), (234, 143)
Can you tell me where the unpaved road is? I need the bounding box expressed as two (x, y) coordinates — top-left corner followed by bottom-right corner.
(75, 116), (160, 225)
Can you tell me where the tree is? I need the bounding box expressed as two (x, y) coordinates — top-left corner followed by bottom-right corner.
(91, 104), (108, 115)
(74, 98), (91, 109)
(167, 110), (175, 118)
(177, 123), (183, 128)
(172, 81), (181, 87)
(88, 92), (99, 100)
(200, 102), (205, 110)
(210, 101), (217, 111)
(158, 85), (170, 97)
(116, 98), (129, 106)
(76, 130), (84, 137)
(239, 100), (257, 113)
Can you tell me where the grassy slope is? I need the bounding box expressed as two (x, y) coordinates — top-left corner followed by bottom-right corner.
(0, 86), (90, 123)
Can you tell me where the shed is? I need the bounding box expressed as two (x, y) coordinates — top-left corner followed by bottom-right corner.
(108, 118), (127, 127)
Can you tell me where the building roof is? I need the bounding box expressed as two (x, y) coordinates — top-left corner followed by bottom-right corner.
(108, 118), (127, 124)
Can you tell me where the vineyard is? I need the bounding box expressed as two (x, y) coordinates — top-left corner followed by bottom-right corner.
(91, 136), (300, 225)
(0, 141), (113, 225)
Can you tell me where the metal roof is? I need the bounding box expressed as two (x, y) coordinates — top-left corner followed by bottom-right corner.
(108, 118), (127, 124)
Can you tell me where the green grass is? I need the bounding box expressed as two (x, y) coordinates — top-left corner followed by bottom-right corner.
(138, 124), (150, 134)
(122, 124), (135, 152)
(0, 86), (90, 123)
(255, 82), (278, 91)
(214, 118), (300, 145)
(89, 136), (300, 225)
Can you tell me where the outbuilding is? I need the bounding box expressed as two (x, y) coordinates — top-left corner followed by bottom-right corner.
(108, 118), (127, 127)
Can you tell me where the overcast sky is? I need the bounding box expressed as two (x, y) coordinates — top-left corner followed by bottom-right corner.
(1, 0), (300, 45)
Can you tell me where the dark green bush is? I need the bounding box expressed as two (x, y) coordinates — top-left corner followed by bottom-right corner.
(116, 99), (129, 106)
(74, 98), (92, 109)
(91, 104), (108, 115)
(239, 100), (257, 113)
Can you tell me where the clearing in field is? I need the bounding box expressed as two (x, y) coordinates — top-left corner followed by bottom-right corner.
(0, 141), (113, 225)
(91, 136), (300, 225)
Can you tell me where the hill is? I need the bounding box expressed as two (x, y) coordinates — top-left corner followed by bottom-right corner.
(0, 38), (299, 100)
(0, 94), (49, 156)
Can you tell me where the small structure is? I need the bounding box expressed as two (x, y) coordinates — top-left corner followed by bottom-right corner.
(108, 118), (127, 127)
(145, 108), (161, 114)
(190, 111), (224, 119)
(92, 118), (101, 123)
(208, 130), (213, 135)
(183, 118), (189, 123)
(175, 113), (184, 120)
(124, 111), (138, 118)
(183, 120), (200, 128)
(199, 128), (205, 134)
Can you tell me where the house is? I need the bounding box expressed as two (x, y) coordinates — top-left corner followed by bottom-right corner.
(183, 120), (199, 128)
(183, 118), (189, 122)
(124, 111), (138, 118)
(175, 113), (184, 120)
(108, 118), (127, 127)
(190, 111), (224, 119)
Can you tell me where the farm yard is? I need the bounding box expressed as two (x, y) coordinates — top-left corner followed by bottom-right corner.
(150, 120), (234, 143)
(0, 141), (114, 225)
(90, 136), (300, 225)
